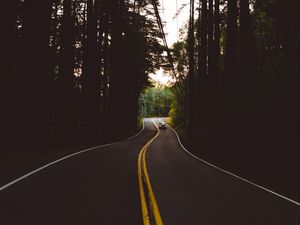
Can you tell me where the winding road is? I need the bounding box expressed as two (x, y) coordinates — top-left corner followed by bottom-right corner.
(0, 118), (299, 225)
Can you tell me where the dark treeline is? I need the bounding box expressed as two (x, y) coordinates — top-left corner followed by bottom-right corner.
(1, 0), (164, 147)
(171, 0), (299, 199)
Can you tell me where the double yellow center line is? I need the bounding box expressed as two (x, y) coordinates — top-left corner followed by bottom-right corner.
(138, 120), (164, 225)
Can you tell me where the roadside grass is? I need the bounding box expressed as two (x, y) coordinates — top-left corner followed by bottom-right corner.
(165, 116), (188, 143)
(164, 117), (173, 126)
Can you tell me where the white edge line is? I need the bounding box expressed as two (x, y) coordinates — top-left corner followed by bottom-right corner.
(164, 121), (300, 206)
(125, 119), (145, 141)
(0, 119), (145, 192)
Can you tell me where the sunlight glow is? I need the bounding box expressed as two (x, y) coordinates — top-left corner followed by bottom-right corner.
(150, 68), (175, 86)
(153, 0), (189, 85)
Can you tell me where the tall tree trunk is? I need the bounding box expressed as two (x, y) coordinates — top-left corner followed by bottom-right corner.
(208, 0), (214, 82)
(197, 0), (208, 133)
(223, 0), (238, 97)
(102, 29), (110, 131)
(18, 0), (53, 146)
(108, 0), (127, 139)
(1, 0), (18, 146)
(187, 0), (196, 136)
(274, 0), (299, 84)
(239, 0), (257, 93)
(56, 0), (75, 142)
(214, 0), (220, 81)
(82, 0), (101, 142)
(198, 0), (208, 81)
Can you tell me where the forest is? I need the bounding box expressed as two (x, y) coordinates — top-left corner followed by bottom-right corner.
(2, 0), (166, 147)
(139, 86), (172, 118)
(1, 0), (299, 200)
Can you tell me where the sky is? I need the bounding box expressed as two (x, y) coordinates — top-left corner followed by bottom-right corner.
(159, 0), (189, 46)
(150, 0), (190, 85)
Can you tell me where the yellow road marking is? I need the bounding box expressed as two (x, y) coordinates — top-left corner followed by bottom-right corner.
(138, 147), (150, 225)
(137, 119), (164, 225)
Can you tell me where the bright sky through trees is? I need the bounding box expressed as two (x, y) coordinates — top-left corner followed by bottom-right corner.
(151, 0), (189, 85)
(160, 0), (189, 46)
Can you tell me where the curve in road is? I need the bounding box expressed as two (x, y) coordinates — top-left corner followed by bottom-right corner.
(0, 118), (299, 225)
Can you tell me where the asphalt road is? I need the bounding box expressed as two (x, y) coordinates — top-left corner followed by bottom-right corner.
(147, 118), (299, 225)
(0, 118), (299, 225)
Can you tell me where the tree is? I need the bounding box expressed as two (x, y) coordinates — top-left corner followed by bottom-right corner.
(198, 0), (208, 81)
(139, 86), (173, 118)
(17, 0), (53, 145)
(170, 40), (189, 133)
(223, 0), (238, 98)
(56, 0), (76, 143)
(187, 0), (196, 136)
(81, 0), (101, 141)
(239, 0), (257, 94)
(214, 0), (220, 82)
(208, 0), (214, 83)
(1, 0), (18, 145)
(197, 0), (208, 134)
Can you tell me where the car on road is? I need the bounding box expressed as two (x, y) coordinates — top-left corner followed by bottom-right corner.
(158, 122), (167, 130)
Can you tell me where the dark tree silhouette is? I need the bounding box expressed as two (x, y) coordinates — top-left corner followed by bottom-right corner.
(2, 0), (164, 147)
(81, 0), (101, 142)
(2, 0), (18, 145)
(17, 0), (53, 146)
(208, 0), (214, 83)
(56, 0), (76, 143)
(197, 0), (208, 133)
(214, 0), (220, 82)
(187, 0), (196, 136)
(239, 0), (257, 94)
(223, 0), (238, 97)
